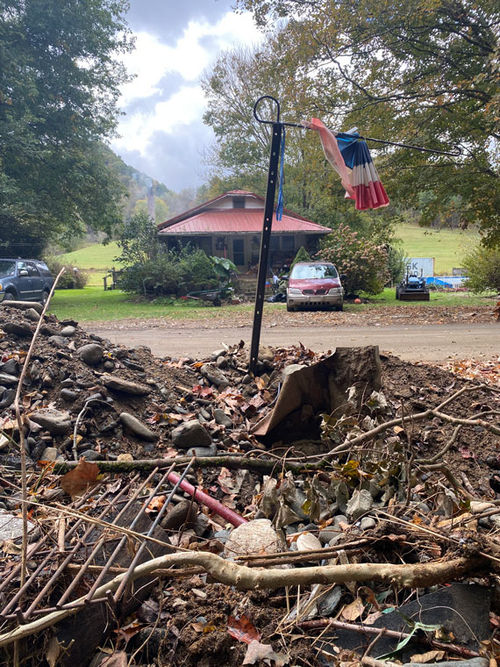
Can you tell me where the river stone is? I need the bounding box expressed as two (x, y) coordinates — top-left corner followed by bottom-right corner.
(48, 335), (68, 348)
(30, 408), (72, 435)
(60, 325), (76, 337)
(2, 322), (33, 337)
(77, 343), (103, 366)
(102, 374), (151, 396)
(200, 363), (229, 388)
(24, 308), (40, 322)
(296, 532), (322, 552)
(0, 373), (19, 386)
(360, 516), (376, 531)
(0, 359), (19, 376)
(0, 510), (35, 542)
(224, 519), (284, 558)
(172, 419), (211, 449)
(120, 412), (158, 442)
(40, 447), (59, 461)
(213, 408), (232, 428)
(0, 388), (15, 409)
(186, 444), (218, 457)
(60, 388), (79, 402)
(346, 489), (373, 521)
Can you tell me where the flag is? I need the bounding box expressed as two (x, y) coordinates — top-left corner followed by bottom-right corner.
(309, 118), (389, 210)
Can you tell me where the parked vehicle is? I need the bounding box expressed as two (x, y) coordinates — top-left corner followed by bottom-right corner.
(286, 261), (344, 312)
(395, 271), (430, 301)
(0, 259), (54, 304)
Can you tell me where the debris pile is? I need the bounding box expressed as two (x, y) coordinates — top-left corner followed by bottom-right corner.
(0, 301), (499, 666)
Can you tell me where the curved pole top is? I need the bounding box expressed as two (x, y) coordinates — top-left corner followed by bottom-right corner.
(253, 95), (281, 125)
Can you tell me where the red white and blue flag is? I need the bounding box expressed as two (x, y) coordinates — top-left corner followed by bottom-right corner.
(309, 118), (389, 210)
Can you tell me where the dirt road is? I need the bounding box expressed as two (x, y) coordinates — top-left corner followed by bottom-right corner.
(86, 322), (499, 362)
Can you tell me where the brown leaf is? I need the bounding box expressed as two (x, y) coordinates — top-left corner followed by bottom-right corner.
(145, 495), (166, 515)
(96, 650), (128, 666)
(242, 640), (287, 666)
(409, 650), (445, 663)
(227, 614), (261, 644)
(60, 459), (99, 499)
(341, 597), (364, 621)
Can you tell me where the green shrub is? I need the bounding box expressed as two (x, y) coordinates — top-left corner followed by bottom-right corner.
(317, 223), (389, 296)
(44, 257), (88, 289)
(291, 246), (311, 268)
(463, 246), (500, 293)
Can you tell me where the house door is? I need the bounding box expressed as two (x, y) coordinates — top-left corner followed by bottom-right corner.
(232, 238), (245, 266)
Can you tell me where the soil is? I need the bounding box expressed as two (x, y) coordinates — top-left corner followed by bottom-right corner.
(0, 302), (498, 666)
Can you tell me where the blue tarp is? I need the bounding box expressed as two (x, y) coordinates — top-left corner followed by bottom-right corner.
(425, 277), (454, 288)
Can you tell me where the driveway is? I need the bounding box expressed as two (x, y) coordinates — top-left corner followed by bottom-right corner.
(86, 322), (499, 363)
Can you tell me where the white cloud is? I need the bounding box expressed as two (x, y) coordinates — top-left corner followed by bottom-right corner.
(113, 9), (263, 181)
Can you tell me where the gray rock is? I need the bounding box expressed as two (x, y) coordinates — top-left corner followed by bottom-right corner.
(102, 374), (151, 396)
(77, 343), (103, 366)
(24, 308), (40, 322)
(30, 408), (72, 435)
(60, 325), (76, 337)
(0, 372), (19, 386)
(242, 374), (252, 384)
(200, 363), (229, 388)
(213, 408), (232, 428)
(79, 449), (101, 461)
(282, 363), (307, 378)
(172, 419), (211, 449)
(346, 489), (373, 521)
(103, 360), (115, 371)
(224, 519), (284, 558)
(360, 516), (376, 531)
(48, 335), (68, 348)
(216, 355), (228, 369)
(318, 586), (342, 617)
(0, 389), (15, 409)
(60, 388), (79, 402)
(186, 444), (218, 457)
(40, 447), (58, 461)
(403, 660), (487, 667)
(60, 378), (74, 388)
(119, 412), (158, 442)
(213, 529), (231, 544)
(0, 359), (19, 375)
(0, 510), (35, 541)
(2, 322), (33, 337)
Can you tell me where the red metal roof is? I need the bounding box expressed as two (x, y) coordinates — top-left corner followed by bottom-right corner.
(158, 209), (332, 235)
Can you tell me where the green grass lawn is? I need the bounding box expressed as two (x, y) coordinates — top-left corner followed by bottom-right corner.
(58, 241), (120, 269)
(394, 223), (478, 274)
(49, 287), (496, 322)
(48, 287), (254, 322)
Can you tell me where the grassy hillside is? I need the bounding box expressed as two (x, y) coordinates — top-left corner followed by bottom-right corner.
(394, 224), (478, 275)
(58, 224), (479, 282)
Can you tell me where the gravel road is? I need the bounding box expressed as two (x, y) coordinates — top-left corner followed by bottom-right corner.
(86, 322), (499, 362)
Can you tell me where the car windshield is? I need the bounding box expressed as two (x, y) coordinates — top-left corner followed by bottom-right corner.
(290, 264), (338, 280)
(0, 260), (16, 278)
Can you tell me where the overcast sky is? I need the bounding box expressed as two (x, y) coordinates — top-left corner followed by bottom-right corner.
(110, 1), (262, 192)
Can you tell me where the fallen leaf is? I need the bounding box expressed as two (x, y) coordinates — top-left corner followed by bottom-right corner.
(145, 495), (166, 515)
(409, 649), (445, 663)
(45, 636), (61, 667)
(341, 597), (364, 621)
(96, 651), (128, 666)
(242, 640), (287, 666)
(60, 459), (99, 499)
(227, 614), (261, 644)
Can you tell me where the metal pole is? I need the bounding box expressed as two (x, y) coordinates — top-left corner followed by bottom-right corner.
(249, 121), (283, 374)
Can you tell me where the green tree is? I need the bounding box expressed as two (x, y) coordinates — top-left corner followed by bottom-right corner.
(463, 246), (500, 292)
(318, 224), (389, 295)
(237, 0), (499, 245)
(116, 211), (159, 266)
(0, 0), (132, 256)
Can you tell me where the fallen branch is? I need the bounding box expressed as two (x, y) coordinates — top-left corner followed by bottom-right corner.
(0, 552), (484, 648)
(297, 618), (480, 659)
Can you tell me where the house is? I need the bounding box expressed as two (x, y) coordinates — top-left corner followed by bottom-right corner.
(157, 190), (332, 270)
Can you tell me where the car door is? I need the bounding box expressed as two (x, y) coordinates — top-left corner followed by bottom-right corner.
(16, 261), (34, 300)
(27, 262), (43, 300)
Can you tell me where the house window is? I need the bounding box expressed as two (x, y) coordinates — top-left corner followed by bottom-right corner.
(232, 197), (245, 208)
(282, 235), (295, 252)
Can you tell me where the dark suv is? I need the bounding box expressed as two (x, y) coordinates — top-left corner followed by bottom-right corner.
(0, 259), (54, 304)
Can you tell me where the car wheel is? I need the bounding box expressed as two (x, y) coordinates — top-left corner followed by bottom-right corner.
(286, 303), (295, 312)
(41, 290), (50, 305)
(336, 303), (343, 311)
(3, 291), (15, 301)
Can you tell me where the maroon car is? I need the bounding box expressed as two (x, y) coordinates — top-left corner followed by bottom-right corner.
(286, 261), (344, 312)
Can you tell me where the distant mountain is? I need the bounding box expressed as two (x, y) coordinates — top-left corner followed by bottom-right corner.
(103, 146), (199, 223)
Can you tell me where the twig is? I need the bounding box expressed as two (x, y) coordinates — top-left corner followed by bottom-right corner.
(0, 553), (484, 647)
(297, 618), (480, 659)
(13, 268), (65, 588)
